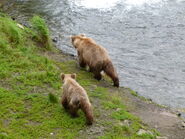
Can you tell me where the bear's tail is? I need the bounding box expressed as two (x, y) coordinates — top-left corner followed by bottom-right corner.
(104, 60), (119, 87)
(81, 100), (94, 125)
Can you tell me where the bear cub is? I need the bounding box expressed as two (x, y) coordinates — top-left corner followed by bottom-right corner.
(60, 73), (93, 125)
(71, 34), (119, 87)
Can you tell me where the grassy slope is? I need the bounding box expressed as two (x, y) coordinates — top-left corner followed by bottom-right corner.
(0, 13), (159, 139)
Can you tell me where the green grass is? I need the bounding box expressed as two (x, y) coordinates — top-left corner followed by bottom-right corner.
(30, 15), (52, 50)
(0, 13), (159, 138)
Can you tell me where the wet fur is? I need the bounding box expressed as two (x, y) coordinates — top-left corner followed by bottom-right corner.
(71, 35), (119, 87)
(61, 74), (93, 125)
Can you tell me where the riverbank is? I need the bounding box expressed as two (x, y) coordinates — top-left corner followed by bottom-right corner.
(0, 12), (184, 138)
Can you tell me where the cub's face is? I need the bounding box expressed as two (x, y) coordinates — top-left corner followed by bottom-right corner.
(71, 34), (86, 48)
(60, 73), (76, 81)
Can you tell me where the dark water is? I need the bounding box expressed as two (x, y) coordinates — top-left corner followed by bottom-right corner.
(3, 0), (185, 109)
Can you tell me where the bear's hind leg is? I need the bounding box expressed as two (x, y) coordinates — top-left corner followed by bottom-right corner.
(88, 67), (93, 72)
(92, 65), (102, 80)
(62, 97), (69, 110)
(81, 101), (94, 125)
(104, 62), (119, 87)
(93, 69), (102, 80)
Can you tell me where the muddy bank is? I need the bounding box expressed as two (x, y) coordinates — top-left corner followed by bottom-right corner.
(0, 1), (6, 8)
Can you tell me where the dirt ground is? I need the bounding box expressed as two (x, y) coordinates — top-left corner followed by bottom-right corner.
(121, 89), (185, 139)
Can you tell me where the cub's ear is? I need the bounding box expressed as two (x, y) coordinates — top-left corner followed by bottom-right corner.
(71, 73), (76, 79)
(60, 73), (65, 80)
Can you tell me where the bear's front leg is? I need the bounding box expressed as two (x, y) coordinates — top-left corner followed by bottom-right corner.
(93, 70), (102, 81)
(78, 57), (86, 68)
(78, 51), (86, 68)
(79, 60), (86, 68)
(69, 106), (79, 117)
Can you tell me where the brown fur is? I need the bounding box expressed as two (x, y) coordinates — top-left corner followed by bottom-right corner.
(60, 73), (93, 125)
(71, 35), (119, 87)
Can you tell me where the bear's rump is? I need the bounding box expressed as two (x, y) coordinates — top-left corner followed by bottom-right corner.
(82, 47), (107, 67)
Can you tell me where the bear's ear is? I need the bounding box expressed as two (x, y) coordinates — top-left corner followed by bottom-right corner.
(71, 73), (76, 79)
(80, 34), (86, 37)
(71, 36), (78, 48)
(60, 73), (65, 80)
(71, 36), (75, 42)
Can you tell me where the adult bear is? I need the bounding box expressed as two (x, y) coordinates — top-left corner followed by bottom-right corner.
(71, 34), (119, 87)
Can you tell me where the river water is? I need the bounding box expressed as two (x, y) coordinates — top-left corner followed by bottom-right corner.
(2, 0), (185, 109)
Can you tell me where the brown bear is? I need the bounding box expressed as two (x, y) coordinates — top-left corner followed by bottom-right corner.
(60, 73), (94, 125)
(71, 34), (119, 87)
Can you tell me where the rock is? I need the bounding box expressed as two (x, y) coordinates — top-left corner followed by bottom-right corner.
(17, 23), (24, 29)
(52, 37), (58, 43)
(137, 129), (153, 136)
(91, 85), (97, 89)
(0, 132), (8, 137)
(156, 136), (168, 139)
(116, 108), (121, 111)
(177, 113), (181, 117)
(12, 17), (16, 20)
(119, 120), (130, 126)
(182, 121), (185, 128)
(123, 120), (131, 126)
(160, 111), (177, 118)
(137, 129), (147, 135)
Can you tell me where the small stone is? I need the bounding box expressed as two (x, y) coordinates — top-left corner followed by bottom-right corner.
(177, 113), (181, 117)
(12, 17), (16, 20)
(0, 132), (8, 137)
(137, 129), (153, 136)
(17, 23), (24, 29)
(123, 120), (130, 126)
(160, 111), (177, 118)
(182, 121), (185, 128)
(116, 108), (121, 111)
(118, 122), (124, 126)
(52, 37), (58, 43)
(118, 120), (130, 127)
(91, 85), (97, 89)
(137, 129), (147, 135)
(156, 136), (168, 139)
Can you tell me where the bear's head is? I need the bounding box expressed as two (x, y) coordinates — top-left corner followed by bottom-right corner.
(71, 34), (86, 48)
(60, 73), (76, 81)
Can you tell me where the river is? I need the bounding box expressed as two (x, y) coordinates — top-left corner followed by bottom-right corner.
(2, 0), (185, 110)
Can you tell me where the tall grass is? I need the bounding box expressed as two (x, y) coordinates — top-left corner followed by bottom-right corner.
(0, 17), (23, 45)
(31, 16), (52, 50)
